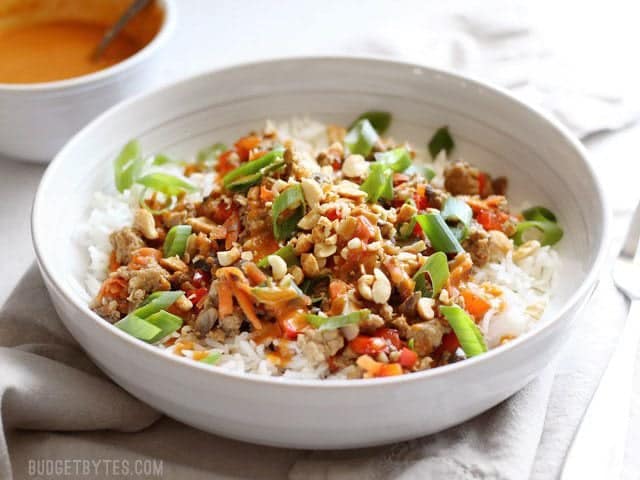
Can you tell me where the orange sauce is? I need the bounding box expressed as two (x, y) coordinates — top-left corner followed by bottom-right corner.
(266, 340), (294, 368)
(0, 20), (143, 83)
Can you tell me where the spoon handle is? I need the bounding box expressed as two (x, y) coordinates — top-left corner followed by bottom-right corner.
(93, 0), (152, 60)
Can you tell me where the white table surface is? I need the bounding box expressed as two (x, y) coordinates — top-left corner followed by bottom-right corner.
(2, 1), (640, 478)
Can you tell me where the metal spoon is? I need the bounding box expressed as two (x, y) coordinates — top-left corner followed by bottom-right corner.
(92, 0), (152, 60)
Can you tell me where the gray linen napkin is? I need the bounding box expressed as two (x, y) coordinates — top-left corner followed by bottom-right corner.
(0, 266), (160, 480)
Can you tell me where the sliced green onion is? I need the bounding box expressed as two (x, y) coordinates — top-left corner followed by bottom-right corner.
(151, 154), (175, 166)
(415, 213), (463, 253)
(344, 119), (379, 156)
(406, 164), (436, 181)
(306, 310), (370, 331)
(513, 220), (563, 246)
(440, 305), (487, 357)
(115, 314), (162, 341)
(135, 290), (185, 319)
(442, 197), (472, 226)
(361, 148), (412, 203)
(225, 172), (263, 192)
(441, 197), (473, 241)
(428, 126), (454, 158)
(223, 147), (285, 191)
(272, 185), (305, 240)
(398, 218), (417, 240)
(408, 338), (415, 350)
(299, 275), (329, 303)
(413, 252), (449, 298)
(138, 188), (178, 215)
(114, 140), (144, 193)
(256, 245), (298, 268)
(522, 206), (557, 223)
(374, 147), (411, 173)
(361, 163), (392, 203)
(200, 352), (222, 364)
(349, 111), (392, 135)
(424, 168), (436, 181)
(146, 310), (183, 343)
(197, 143), (227, 164)
(163, 225), (192, 258)
(136, 172), (198, 196)
(225, 162), (285, 192)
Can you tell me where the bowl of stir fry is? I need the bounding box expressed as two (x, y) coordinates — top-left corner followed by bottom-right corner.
(32, 57), (608, 448)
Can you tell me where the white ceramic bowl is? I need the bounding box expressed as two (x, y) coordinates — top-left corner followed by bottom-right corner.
(0, 0), (175, 163)
(32, 57), (608, 449)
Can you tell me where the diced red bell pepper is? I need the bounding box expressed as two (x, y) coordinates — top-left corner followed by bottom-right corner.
(349, 336), (388, 355)
(374, 327), (403, 349)
(192, 269), (211, 289)
(325, 208), (341, 221)
(186, 287), (208, 307)
(398, 347), (418, 368)
(327, 356), (340, 373)
(476, 208), (509, 232)
(441, 332), (461, 354)
(216, 150), (236, 176)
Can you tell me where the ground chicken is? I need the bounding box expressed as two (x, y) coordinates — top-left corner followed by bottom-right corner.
(407, 320), (445, 356)
(110, 227), (144, 264)
(444, 162), (480, 196)
(463, 225), (490, 267)
(128, 265), (171, 295)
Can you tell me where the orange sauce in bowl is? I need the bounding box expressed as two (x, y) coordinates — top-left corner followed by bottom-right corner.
(0, 20), (143, 84)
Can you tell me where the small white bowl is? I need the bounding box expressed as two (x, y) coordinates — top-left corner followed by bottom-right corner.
(0, 0), (176, 163)
(32, 57), (609, 449)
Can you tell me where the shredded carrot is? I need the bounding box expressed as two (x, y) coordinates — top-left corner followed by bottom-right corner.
(216, 280), (234, 318)
(377, 363), (403, 377)
(231, 284), (262, 330)
(244, 262), (267, 285)
(108, 251), (119, 272)
(461, 289), (491, 320)
(234, 135), (261, 161)
(260, 185), (275, 202)
(184, 163), (202, 176)
(215, 266), (246, 282)
(235, 135), (261, 151)
(223, 211), (240, 250)
(329, 279), (349, 300)
(98, 276), (128, 301)
(128, 248), (162, 270)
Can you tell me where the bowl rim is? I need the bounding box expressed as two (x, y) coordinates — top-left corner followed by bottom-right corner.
(0, 0), (176, 92)
(31, 55), (611, 389)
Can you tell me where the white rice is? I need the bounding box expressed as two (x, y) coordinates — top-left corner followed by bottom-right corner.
(79, 118), (559, 378)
